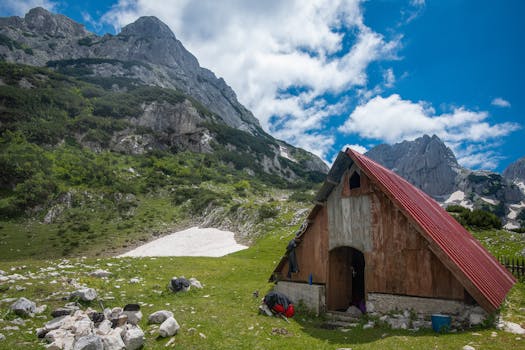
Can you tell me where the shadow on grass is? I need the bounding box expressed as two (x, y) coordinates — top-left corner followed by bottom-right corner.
(293, 315), (467, 347)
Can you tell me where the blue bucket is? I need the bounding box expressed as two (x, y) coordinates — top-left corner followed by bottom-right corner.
(431, 314), (451, 333)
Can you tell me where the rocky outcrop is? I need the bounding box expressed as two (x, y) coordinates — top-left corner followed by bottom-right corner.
(365, 134), (461, 197)
(503, 156), (525, 184)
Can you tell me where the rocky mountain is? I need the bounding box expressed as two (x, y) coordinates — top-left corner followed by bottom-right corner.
(0, 7), (328, 179)
(365, 134), (461, 196)
(503, 157), (525, 187)
(365, 135), (525, 228)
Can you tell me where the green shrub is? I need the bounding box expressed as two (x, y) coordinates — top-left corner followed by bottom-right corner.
(446, 204), (470, 214)
(258, 202), (279, 220)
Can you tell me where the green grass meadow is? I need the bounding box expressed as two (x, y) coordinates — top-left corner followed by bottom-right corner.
(0, 218), (524, 349)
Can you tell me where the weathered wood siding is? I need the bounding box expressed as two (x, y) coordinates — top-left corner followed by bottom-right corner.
(366, 189), (465, 300)
(327, 167), (373, 252)
(279, 206), (329, 284)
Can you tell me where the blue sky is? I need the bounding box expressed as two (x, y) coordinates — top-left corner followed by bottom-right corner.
(1, 0), (523, 172)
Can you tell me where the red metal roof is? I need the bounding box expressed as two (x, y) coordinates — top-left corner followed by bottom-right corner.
(347, 148), (516, 311)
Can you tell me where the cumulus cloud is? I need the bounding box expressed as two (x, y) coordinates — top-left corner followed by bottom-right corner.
(343, 144), (368, 154)
(491, 97), (511, 108)
(339, 94), (521, 169)
(0, 0), (56, 16)
(100, 0), (399, 161)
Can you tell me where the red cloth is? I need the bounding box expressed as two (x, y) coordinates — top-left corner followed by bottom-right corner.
(284, 304), (294, 318)
(271, 304), (294, 318)
(272, 304), (285, 314)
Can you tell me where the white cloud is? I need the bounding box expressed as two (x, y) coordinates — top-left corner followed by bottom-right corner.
(343, 144), (368, 154)
(100, 0), (399, 161)
(491, 97), (511, 108)
(383, 68), (395, 88)
(339, 94), (521, 169)
(0, 0), (56, 16)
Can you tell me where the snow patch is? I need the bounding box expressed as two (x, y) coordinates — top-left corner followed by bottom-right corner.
(279, 145), (296, 162)
(118, 227), (248, 257)
(444, 190), (473, 209)
(480, 197), (498, 205)
(445, 191), (465, 203)
(517, 181), (525, 194)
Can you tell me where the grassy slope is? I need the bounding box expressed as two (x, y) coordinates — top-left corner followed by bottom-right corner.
(0, 214), (524, 349)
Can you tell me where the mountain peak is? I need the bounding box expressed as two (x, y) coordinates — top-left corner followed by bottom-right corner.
(24, 7), (88, 37)
(120, 16), (175, 39)
(503, 156), (525, 183)
(365, 134), (460, 196)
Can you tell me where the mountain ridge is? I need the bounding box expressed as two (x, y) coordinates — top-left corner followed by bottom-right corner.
(0, 7), (328, 178)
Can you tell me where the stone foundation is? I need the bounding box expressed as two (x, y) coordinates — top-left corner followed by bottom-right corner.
(366, 293), (489, 330)
(274, 281), (326, 315)
(367, 293), (468, 316)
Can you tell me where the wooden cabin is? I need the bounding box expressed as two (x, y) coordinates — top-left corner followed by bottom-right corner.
(271, 149), (515, 316)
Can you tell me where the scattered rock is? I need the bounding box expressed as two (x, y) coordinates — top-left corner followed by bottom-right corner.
(44, 316), (68, 332)
(122, 306), (142, 326)
(46, 329), (75, 350)
(168, 277), (190, 293)
(11, 318), (26, 326)
(363, 321), (374, 329)
(89, 270), (112, 278)
(71, 288), (97, 302)
(100, 328), (126, 350)
(129, 278), (140, 284)
(469, 313), (485, 326)
(189, 277), (203, 289)
(35, 304), (47, 314)
(345, 306), (362, 318)
(148, 310), (174, 324)
(159, 317), (179, 337)
(498, 321), (525, 335)
(52, 303), (80, 318)
(462, 346), (476, 350)
(0, 333), (5, 341)
(386, 318), (408, 330)
(10, 297), (36, 317)
(73, 334), (103, 350)
(122, 325), (145, 350)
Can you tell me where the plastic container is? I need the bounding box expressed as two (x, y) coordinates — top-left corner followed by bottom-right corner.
(431, 314), (451, 333)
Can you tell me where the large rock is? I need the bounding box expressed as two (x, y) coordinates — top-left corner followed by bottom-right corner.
(189, 277), (203, 289)
(73, 334), (103, 350)
(122, 325), (145, 350)
(159, 317), (180, 337)
(71, 288), (97, 302)
(148, 310), (174, 324)
(100, 328), (125, 350)
(10, 297), (36, 317)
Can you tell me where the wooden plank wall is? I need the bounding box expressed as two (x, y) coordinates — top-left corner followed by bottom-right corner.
(279, 206), (329, 284)
(367, 189), (464, 300)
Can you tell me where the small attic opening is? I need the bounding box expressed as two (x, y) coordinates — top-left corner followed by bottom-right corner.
(349, 171), (361, 189)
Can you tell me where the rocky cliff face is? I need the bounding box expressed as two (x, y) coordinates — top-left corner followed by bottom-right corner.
(365, 135), (524, 228)
(0, 7), (328, 178)
(0, 7), (259, 133)
(365, 134), (461, 196)
(503, 157), (525, 185)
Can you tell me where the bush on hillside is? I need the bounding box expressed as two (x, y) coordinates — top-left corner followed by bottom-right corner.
(447, 205), (502, 230)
